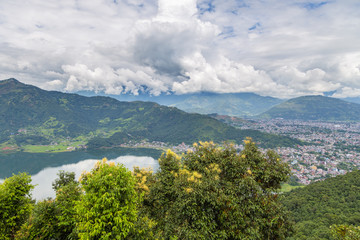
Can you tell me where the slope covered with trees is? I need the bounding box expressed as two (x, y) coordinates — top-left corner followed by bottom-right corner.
(0, 78), (301, 148)
(282, 170), (360, 240)
(259, 95), (360, 121)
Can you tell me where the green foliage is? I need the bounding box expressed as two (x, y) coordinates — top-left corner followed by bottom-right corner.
(16, 171), (82, 240)
(0, 142), (295, 239)
(13, 135), (50, 146)
(52, 170), (77, 191)
(0, 173), (34, 240)
(54, 171), (82, 239)
(331, 224), (360, 240)
(280, 183), (304, 193)
(141, 139), (292, 239)
(15, 199), (58, 240)
(75, 158), (139, 239)
(259, 95), (360, 121)
(282, 170), (360, 239)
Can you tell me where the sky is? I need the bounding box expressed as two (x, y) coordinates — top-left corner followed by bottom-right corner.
(0, 0), (360, 98)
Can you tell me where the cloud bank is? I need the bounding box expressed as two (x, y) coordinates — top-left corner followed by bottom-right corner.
(0, 0), (360, 98)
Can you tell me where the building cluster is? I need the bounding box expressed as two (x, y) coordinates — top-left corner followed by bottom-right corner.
(118, 119), (360, 185)
(240, 119), (360, 184)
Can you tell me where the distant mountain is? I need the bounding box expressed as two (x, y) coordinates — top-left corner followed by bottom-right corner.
(0, 79), (301, 148)
(77, 91), (284, 117)
(170, 92), (283, 117)
(258, 95), (360, 121)
(341, 97), (360, 105)
(282, 170), (360, 239)
(75, 90), (188, 106)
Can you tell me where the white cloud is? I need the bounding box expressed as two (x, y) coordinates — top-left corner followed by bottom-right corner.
(1, 0), (360, 98)
(332, 87), (360, 98)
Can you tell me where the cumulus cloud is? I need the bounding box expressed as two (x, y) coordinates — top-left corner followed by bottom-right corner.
(1, 0), (360, 98)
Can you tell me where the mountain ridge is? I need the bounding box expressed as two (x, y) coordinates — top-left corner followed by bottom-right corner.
(76, 90), (284, 117)
(0, 78), (301, 149)
(258, 95), (360, 121)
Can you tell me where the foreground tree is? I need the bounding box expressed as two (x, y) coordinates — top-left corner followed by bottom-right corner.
(0, 173), (34, 240)
(15, 171), (81, 240)
(15, 198), (58, 240)
(75, 158), (139, 240)
(53, 171), (82, 239)
(140, 139), (292, 239)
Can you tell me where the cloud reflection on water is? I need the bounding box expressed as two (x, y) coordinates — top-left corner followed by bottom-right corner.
(31, 155), (158, 200)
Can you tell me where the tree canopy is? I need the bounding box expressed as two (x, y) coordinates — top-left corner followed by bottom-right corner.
(138, 139), (292, 239)
(2, 139), (294, 239)
(75, 158), (139, 240)
(282, 170), (360, 239)
(0, 173), (34, 240)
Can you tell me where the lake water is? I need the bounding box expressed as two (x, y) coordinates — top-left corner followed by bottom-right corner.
(0, 148), (162, 200)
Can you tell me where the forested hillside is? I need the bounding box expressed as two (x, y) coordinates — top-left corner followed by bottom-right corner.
(0, 78), (301, 148)
(259, 95), (360, 121)
(282, 170), (360, 240)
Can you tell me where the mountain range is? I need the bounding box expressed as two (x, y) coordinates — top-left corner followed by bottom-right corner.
(77, 91), (284, 117)
(0, 78), (300, 149)
(78, 90), (360, 120)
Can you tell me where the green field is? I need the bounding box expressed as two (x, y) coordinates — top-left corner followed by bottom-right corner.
(280, 183), (305, 193)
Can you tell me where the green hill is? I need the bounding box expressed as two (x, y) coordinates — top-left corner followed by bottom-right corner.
(0, 78), (301, 149)
(282, 170), (360, 240)
(259, 95), (360, 121)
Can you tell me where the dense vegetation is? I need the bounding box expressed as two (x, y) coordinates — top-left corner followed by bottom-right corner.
(282, 170), (360, 239)
(0, 78), (301, 149)
(0, 140), (294, 239)
(259, 95), (360, 121)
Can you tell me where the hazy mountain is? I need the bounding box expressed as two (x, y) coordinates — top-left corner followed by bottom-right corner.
(0, 78), (301, 148)
(77, 91), (284, 117)
(170, 92), (283, 116)
(341, 97), (360, 105)
(258, 95), (360, 121)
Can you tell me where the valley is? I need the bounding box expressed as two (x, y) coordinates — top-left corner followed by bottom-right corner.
(2, 79), (360, 187)
(2, 78), (360, 239)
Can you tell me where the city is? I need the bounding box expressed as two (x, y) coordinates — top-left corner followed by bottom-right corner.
(235, 119), (360, 185)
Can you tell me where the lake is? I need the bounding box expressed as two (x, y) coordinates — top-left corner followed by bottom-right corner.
(0, 147), (162, 200)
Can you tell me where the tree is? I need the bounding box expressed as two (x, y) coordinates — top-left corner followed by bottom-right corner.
(140, 139), (292, 239)
(75, 158), (139, 240)
(331, 225), (360, 240)
(15, 171), (81, 240)
(0, 173), (34, 240)
(53, 171), (82, 239)
(15, 199), (58, 240)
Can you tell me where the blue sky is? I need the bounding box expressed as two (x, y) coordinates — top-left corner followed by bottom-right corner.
(0, 0), (359, 98)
